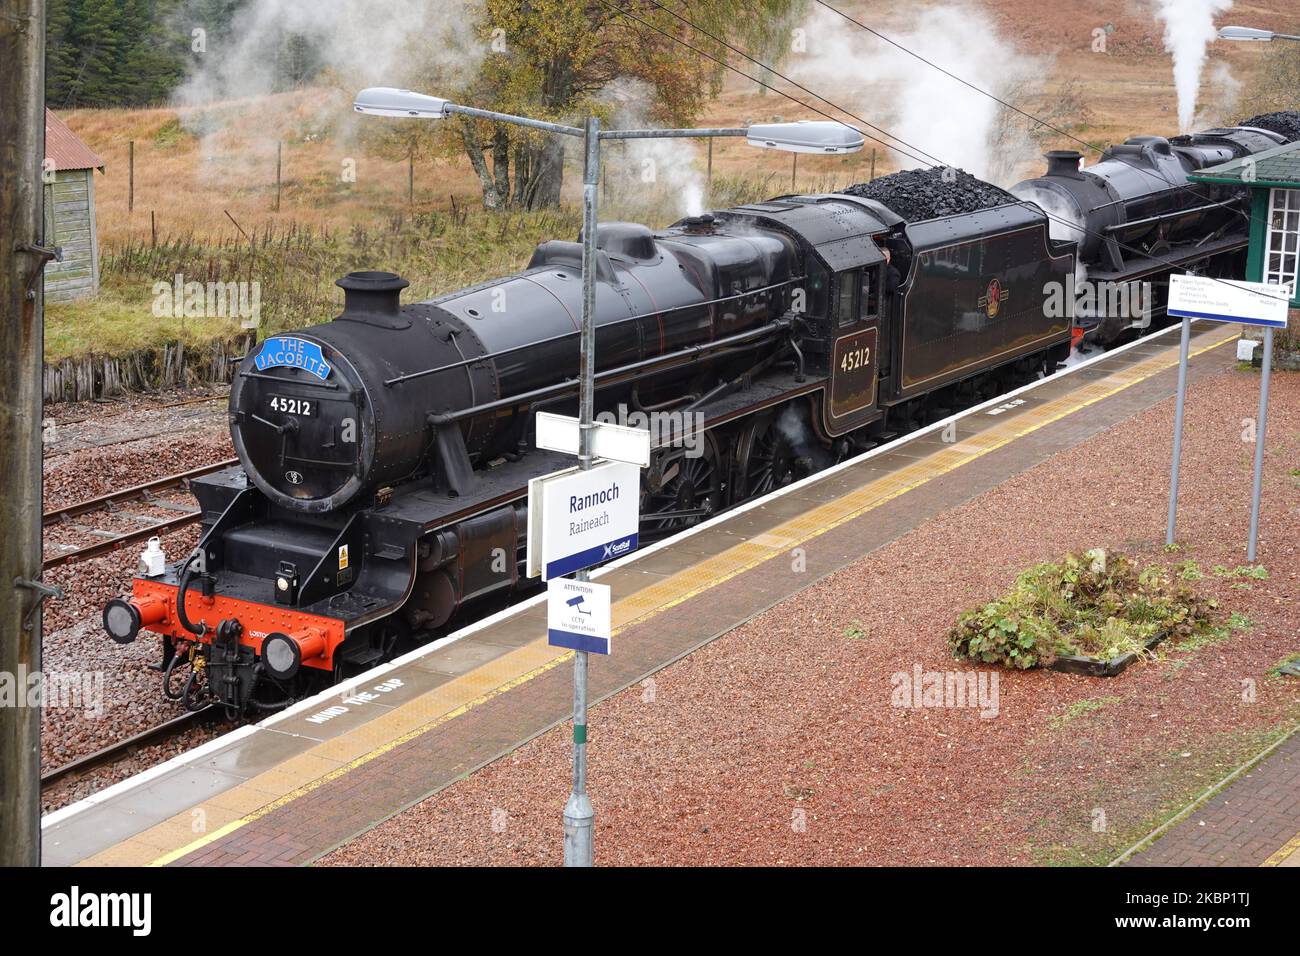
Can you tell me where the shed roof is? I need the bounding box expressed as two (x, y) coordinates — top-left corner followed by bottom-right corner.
(45, 109), (104, 172)
(1188, 138), (1300, 189)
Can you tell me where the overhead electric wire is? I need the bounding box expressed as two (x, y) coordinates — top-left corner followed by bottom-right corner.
(635, 0), (948, 168)
(595, 0), (937, 169)
(599, 0), (1291, 304)
(809, 0), (1263, 226)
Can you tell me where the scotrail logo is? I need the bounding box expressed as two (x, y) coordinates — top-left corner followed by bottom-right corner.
(603, 537), (634, 560)
(50, 886), (151, 936)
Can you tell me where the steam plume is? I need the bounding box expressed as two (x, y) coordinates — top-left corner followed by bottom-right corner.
(1153, 0), (1233, 132)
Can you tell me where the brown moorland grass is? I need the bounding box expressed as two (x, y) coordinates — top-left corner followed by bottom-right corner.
(48, 0), (1297, 363)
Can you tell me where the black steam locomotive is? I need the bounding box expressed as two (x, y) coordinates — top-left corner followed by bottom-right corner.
(103, 116), (1294, 713)
(1012, 121), (1288, 343)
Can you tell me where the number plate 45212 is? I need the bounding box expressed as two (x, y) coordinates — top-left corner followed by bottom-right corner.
(268, 395), (314, 416)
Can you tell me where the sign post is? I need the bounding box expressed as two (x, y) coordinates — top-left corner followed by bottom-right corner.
(564, 115), (602, 868)
(1165, 316), (1191, 547)
(1247, 329), (1274, 562)
(1165, 274), (1289, 560)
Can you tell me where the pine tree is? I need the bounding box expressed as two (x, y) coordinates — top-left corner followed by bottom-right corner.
(45, 0), (217, 107)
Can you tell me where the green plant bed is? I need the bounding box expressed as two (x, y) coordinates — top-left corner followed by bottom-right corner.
(1048, 632), (1169, 677)
(948, 550), (1224, 675)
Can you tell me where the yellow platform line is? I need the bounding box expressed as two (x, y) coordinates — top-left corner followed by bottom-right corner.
(107, 328), (1230, 867)
(1262, 832), (1300, 867)
(125, 646), (575, 866)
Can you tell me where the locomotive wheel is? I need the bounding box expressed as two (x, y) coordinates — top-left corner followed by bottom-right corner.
(641, 434), (723, 536)
(734, 402), (827, 501)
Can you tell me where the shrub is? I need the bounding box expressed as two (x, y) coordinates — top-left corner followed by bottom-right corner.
(948, 550), (1221, 669)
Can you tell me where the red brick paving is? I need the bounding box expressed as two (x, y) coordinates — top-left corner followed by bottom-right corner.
(1125, 729), (1300, 867)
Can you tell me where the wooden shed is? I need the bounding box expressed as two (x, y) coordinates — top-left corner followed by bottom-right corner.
(43, 109), (104, 302)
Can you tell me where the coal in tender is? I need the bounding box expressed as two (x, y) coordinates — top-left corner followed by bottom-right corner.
(840, 167), (1019, 223)
(1236, 111), (1300, 144)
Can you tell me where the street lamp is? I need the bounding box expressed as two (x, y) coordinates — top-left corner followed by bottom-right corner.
(354, 87), (863, 867)
(1218, 25), (1300, 42)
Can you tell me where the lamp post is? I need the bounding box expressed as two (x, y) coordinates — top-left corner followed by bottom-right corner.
(354, 88), (864, 866)
(1217, 26), (1300, 42)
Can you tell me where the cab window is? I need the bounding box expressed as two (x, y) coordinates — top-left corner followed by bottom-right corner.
(860, 266), (880, 320)
(835, 270), (858, 327)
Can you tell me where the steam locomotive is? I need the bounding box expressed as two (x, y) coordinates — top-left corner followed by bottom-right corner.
(102, 117), (1293, 713)
(1012, 122), (1288, 343)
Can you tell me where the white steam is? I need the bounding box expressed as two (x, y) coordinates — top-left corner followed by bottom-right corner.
(174, 0), (483, 107)
(1152, 0), (1233, 133)
(1010, 181), (1090, 284)
(601, 81), (707, 218)
(1193, 60), (1241, 129)
(788, 3), (1048, 185)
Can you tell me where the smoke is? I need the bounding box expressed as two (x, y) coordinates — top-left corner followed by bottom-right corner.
(1152, 0), (1233, 132)
(1011, 181), (1090, 284)
(1010, 183), (1083, 244)
(172, 0), (485, 148)
(1193, 60), (1241, 129)
(601, 80), (707, 218)
(787, 3), (1049, 185)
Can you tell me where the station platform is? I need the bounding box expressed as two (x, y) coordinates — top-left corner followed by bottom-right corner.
(42, 320), (1245, 867)
(1121, 726), (1300, 867)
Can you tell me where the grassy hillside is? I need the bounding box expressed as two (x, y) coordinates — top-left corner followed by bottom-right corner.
(47, 0), (1298, 363)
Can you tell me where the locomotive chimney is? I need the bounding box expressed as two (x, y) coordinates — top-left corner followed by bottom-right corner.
(681, 213), (717, 235)
(336, 271), (410, 327)
(1044, 150), (1084, 178)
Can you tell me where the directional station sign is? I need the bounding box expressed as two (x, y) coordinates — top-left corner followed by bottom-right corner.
(1167, 274), (1290, 328)
(535, 412), (651, 467)
(526, 459), (640, 580)
(547, 578), (612, 654)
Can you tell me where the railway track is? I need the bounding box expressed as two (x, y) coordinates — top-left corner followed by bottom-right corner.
(41, 706), (220, 791)
(42, 458), (238, 570)
(50, 392), (226, 429)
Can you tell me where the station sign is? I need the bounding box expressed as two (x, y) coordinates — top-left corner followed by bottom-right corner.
(547, 578), (612, 655)
(535, 412), (651, 467)
(526, 459), (640, 580)
(1167, 274), (1290, 328)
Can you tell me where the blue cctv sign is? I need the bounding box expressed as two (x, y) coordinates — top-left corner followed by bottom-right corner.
(255, 336), (333, 380)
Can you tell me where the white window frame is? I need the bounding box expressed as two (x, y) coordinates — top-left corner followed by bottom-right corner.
(1263, 187), (1300, 297)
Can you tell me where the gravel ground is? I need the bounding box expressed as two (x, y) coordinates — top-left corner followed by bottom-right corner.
(324, 361), (1300, 867)
(40, 386), (235, 810)
(44, 415), (232, 511)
